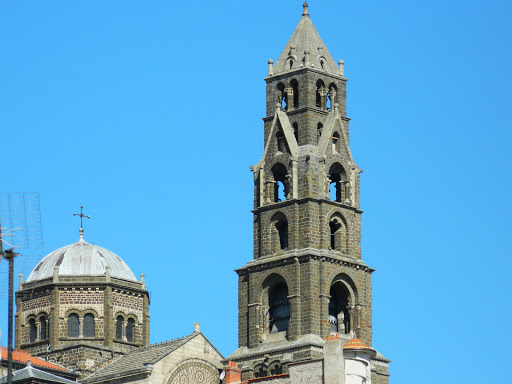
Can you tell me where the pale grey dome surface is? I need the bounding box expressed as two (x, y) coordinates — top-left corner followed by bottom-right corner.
(27, 236), (137, 282)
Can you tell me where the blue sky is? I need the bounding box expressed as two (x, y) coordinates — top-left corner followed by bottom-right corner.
(1, 1), (511, 383)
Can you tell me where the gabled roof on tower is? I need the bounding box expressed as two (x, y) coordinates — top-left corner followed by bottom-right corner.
(273, 2), (339, 76)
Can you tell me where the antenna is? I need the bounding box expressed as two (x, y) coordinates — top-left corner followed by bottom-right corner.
(0, 192), (43, 384)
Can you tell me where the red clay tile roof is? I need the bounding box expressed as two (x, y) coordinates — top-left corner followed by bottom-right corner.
(0, 347), (68, 371)
(343, 339), (372, 350)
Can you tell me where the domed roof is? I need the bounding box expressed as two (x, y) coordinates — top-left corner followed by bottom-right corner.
(343, 339), (372, 350)
(27, 230), (137, 282)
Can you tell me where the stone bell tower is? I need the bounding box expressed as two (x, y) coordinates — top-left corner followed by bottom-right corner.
(227, 3), (388, 382)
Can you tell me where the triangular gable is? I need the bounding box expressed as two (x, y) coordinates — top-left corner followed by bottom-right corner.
(318, 109), (354, 163)
(256, 110), (298, 175)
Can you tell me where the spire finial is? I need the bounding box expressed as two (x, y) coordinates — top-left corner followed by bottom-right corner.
(303, 2), (309, 16)
(73, 205), (90, 240)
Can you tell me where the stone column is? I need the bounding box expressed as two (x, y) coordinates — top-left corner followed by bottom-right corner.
(50, 287), (60, 349)
(286, 88), (294, 110)
(343, 181), (350, 204)
(36, 321), (40, 342)
(104, 285), (113, 349)
(142, 286), (150, 346)
(248, 303), (261, 344)
(292, 159), (299, 200)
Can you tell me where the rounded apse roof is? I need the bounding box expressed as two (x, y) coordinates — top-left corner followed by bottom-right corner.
(27, 230), (137, 282)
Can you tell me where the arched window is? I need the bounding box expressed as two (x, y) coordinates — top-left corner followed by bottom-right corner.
(329, 216), (347, 252)
(329, 283), (351, 334)
(254, 364), (268, 378)
(68, 314), (79, 338)
(271, 163), (289, 202)
(290, 79), (299, 108)
(276, 219), (288, 250)
(270, 213), (289, 252)
(269, 283), (290, 334)
(40, 316), (47, 340)
(277, 83), (287, 110)
(83, 313), (95, 338)
(116, 316), (124, 340)
(328, 163), (347, 203)
(269, 362), (283, 376)
(29, 319), (37, 343)
(316, 80), (326, 109)
(317, 123), (323, 144)
(126, 318), (135, 343)
(292, 122), (298, 143)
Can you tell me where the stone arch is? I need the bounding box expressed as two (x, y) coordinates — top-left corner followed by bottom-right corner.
(286, 57), (294, 70)
(316, 79), (326, 109)
(268, 211), (289, 252)
(327, 83), (338, 110)
(323, 271), (359, 305)
(328, 213), (348, 253)
(276, 82), (288, 110)
(113, 311), (127, 320)
(319, 56), (327, 70)
(324, 208), (352, 251)
(324, 208), (352, 232)
(268, 360), (283, 375)
(326, 272), (359, 335)
(254, 268), (294, 296)
(64, 308), (82, 317)
(82, 308), (99, 318)
(261, 273), (291, 336)
(327, 162), (348, 203)
(290, 78), (299, 108)
(165, 358), (220, 384)
(254, 362), (269, 378)
(35, 311), (49, 321)
(270, 162), (290, 202)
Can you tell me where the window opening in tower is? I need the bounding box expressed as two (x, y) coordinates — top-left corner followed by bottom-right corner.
(269, 283), (290, 334)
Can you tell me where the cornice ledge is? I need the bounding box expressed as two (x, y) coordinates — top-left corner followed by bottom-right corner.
(235, 248), (374, 274)
(253, 198), (363, 214)
(225, 335), (325, 361)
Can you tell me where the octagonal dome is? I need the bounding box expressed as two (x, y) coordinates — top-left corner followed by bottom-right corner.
(27, 231), (137, 282)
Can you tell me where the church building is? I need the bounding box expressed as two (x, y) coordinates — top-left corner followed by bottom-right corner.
(225, 2), (390, 383)
(14, 225), (150, 378)
(11, 3), (390, 384)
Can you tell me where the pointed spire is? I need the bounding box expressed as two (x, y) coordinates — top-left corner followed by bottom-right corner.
(271, 4), (339, 76)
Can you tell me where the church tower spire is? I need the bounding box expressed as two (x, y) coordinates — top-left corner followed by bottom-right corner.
(226, 4), (389, 382)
